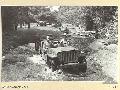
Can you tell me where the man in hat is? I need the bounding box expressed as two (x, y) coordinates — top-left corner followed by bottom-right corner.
(40, 34), (53, 60)
(60, 34), (68, 47)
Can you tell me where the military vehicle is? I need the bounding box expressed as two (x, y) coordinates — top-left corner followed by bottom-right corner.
(40, 34), (87, 72)
(46, 46), (87, 72)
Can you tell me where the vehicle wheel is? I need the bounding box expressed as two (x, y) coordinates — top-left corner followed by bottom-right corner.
(51, 60), (57, 71)
(78, 56), (87, 72)
(46, 56), (51, 68)
(80, 64), (87, 73)
(51, 64), (56, 71)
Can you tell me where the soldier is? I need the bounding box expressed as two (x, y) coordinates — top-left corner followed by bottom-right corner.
(60, 34), (68, 47)
(40, 34), (53, 60)
(51, 39), (60, 48)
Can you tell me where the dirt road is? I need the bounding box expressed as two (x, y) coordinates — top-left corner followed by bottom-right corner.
(2, 43), (116, 83)
(2, 26), (117, 83)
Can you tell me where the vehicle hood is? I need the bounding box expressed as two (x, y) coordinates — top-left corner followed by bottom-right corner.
(47, 46), (78, 58)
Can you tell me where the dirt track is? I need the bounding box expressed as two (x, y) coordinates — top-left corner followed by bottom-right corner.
(2, 43), (117, 83)
(2, 27), (117, 83)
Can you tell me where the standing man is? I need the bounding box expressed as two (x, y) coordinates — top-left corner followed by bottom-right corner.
(60, 34), (68, 47)
(40, 34), (53, 60)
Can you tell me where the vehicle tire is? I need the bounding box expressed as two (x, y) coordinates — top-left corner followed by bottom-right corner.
(46, 56), (51, 68)
(78, 56), (87, 72)
(51, 60), (57, 71)
(78, 64), (87, 73)
(51, 64), (56, 71)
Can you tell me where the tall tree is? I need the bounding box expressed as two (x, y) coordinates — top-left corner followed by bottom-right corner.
(57, 6), (118, 39)
(1, 6), (19, 32)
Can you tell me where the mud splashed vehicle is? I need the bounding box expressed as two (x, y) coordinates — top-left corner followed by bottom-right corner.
(40, 34), (88, 72)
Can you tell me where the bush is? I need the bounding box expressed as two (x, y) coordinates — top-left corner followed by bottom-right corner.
(70, 36), (95, 51)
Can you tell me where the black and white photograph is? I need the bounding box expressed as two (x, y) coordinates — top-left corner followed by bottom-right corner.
(1, 6), (118, 83)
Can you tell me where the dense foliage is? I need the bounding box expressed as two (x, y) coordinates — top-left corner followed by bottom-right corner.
(1, 6), (118, 39)
(57, 6), (118, 39)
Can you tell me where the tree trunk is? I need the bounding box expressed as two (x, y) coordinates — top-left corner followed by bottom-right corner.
(28, 23), (30, 28)
(20, 23), (22, 28)
(14, 24), (18, 30)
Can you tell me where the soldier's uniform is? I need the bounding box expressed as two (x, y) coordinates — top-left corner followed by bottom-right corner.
(60, 34), (69, 47)
(40, 34), (53, 61)
(41, 39), (51, 54)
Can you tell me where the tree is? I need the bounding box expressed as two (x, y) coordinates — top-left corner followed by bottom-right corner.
(18, 6), (33, 28)
(89, 6), (118, 39)
(57, 6), (118, 39)
(1, 6), (20, 32)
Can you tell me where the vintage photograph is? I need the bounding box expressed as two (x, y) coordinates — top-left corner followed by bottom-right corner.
(1, 6), (118, 83)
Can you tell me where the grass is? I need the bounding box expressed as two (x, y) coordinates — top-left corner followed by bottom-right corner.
(70, 36), (95, 52)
